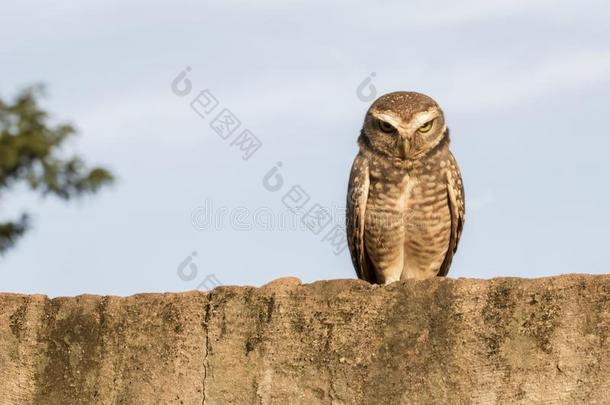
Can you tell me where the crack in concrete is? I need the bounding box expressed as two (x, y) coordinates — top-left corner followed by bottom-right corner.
(202, 293), (213, 405)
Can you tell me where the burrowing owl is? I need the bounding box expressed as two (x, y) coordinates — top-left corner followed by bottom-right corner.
(346, 91), (465, 284)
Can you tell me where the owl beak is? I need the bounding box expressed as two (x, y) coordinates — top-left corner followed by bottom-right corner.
(401, 137), (410, 159)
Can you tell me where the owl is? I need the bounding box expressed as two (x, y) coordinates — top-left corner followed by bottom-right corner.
(346, 91), (465, 284)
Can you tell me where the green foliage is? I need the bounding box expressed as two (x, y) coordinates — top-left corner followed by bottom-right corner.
(0, 85), (114, 254)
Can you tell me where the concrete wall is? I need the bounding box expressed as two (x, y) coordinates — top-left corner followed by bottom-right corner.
(1, 275), (609, 404)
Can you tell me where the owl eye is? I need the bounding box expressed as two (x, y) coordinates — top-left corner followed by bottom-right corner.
(418, 120), (434, 133)
(377, 120), (396, 134)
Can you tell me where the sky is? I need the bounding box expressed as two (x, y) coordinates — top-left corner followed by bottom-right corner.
(1, 0), (609, 297)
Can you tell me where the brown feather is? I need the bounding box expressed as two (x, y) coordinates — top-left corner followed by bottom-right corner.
(438, 153), (465, 277)
(346, 153), (377, 283)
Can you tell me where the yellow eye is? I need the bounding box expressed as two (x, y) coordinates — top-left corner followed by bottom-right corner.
(418, 120), (434, 133)
(377, 120), (396, 134)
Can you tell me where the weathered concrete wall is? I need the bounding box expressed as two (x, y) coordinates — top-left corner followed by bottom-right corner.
(0, 275), (609, 404)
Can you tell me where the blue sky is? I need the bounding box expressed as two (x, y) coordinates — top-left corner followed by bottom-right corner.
(1, 0), (609, 296)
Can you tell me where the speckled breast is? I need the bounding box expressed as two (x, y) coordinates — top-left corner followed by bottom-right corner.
(364, 146), (453, 278)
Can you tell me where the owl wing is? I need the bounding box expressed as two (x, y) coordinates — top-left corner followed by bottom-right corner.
(346, 152), (376, 283)
(438, 153), (465, 277)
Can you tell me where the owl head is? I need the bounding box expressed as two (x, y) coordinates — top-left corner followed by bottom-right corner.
(360, 91), (447, 160)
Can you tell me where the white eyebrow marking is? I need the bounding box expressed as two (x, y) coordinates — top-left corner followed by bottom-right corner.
(372, 112), (404, 130)
(409, 108), (441, 130)
(372, 107), (442, 131)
